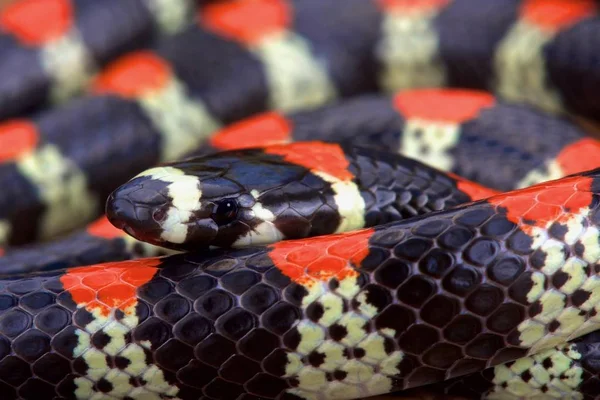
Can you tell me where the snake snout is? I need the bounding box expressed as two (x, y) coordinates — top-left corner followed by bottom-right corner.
(105, 181), (170, 242)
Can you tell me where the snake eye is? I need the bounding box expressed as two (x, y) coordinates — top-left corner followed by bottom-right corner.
(212, 198), (239, 226)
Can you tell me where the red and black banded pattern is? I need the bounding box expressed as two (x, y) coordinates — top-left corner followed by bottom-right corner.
(0, 0), (196, 119)
(0, 142), (493, 275)
(1, 0), (599, 247)
(202, 89), (600, 192)
(1, 86), (598, 249)
(2, 0), (600, 121)
(106, 141), (497, 251)
(2, 169), (600, 399)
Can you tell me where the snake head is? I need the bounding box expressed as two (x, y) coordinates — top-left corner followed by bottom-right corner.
(105, 148), (334, 251)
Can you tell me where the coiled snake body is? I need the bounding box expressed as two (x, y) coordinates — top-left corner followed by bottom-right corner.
(1, 0), (600, 399)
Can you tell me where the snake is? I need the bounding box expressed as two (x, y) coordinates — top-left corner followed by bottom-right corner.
(1, 0), (600, 399)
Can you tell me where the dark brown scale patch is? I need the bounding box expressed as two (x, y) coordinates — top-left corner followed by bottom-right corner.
(329, 324), (348, 341)
(155, 339), (193, 371)
(487, 303), (524, 333)
(543, 357), (553, 369)
(574, 241), (586, 257)
(96, 378), (113, 393)
(548, 319), (561, 332)
(263, 349), (289, 377)
(114, 309), (125, 320)
(371, 228), (407, 248)
(464, 238), (500, 266)
(177, 275), (217, 300)
(263, 268), (292, 288)
(413, 219), (451, 237)
(508, 272), (538, 305)
(442, 265), (480, 295)
(443, 315), (482, 344)
(177, 360), (218, 388)
(246, 373), (289, 398)
(353, 348), (366, 358)
(465, 333), (504, 359)
(406, 366), (445, 388)
(0, 309), (30, 338)
(262, 302), (301, 335)
(491, 347), (527, 365)
(329, 278), (339, 290)
(203, 378), (244, 399)
(173, 314), (212, 346)
(0, 336), (9, 361)
(360, 248), (389, 272)
(375, 304), (416, 335)
(529, 249), (547, 270)
(374, 259), (410, 289)
(548, 222), (568, 240)
(284, 284), (309, 306)
(34, 305), (69, 335)
(216, 309), (256, 340)
(137, 277), (173, 304)
(306, 302), (325, 323)
(220, 355), (261, 383)
(419, 249), (454, 277)
(520, 370), (532, 382)
(362, 284), (392, 312)
(7, 279), (41, 295)
(456, 207), (494, 227)
(32, 353), (71, 384)
(422, 343), (463, 368)
(572, 289), (592, 307)
(507, 230), (534, 254)
(18, 379), (55, 399)
(73, 307), (94, 327)
(241, 283), (278, 314)
(384, 336), (396, 354)
(420, 295), (459, 327)
(220, 270), (261, 295)
(238, 328), (280, 361)
(438, 226), (474, 250)
(91, 330), (111, 349)
(0, 356), (30, 386)
(308, 351), (326, 367)
(397, 276), (436, 307)
(552, 271), (570, 290)
(394, 238), (433, 260)
(481, 215), (516, 237)
(488, 257), (525, 285)
(195, 334), (236, 367)
(333, 370), (347, 381)
(133, 317), (171, 348)
(20, 292), (54, 311)
(529, 301), (542, 318)
(114, 355), (131, 369)
(51, 326), (79, 358)
(195, 289), (235, 320)
(399, 325), (439, 354)
(447, 359), (487, 379)
(282, 328), (302, 351)
(154, 294), (190, 324)
(13, 329), (49, 362)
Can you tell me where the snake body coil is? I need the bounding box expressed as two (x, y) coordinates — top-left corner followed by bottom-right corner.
(1, 1), (600, 399)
